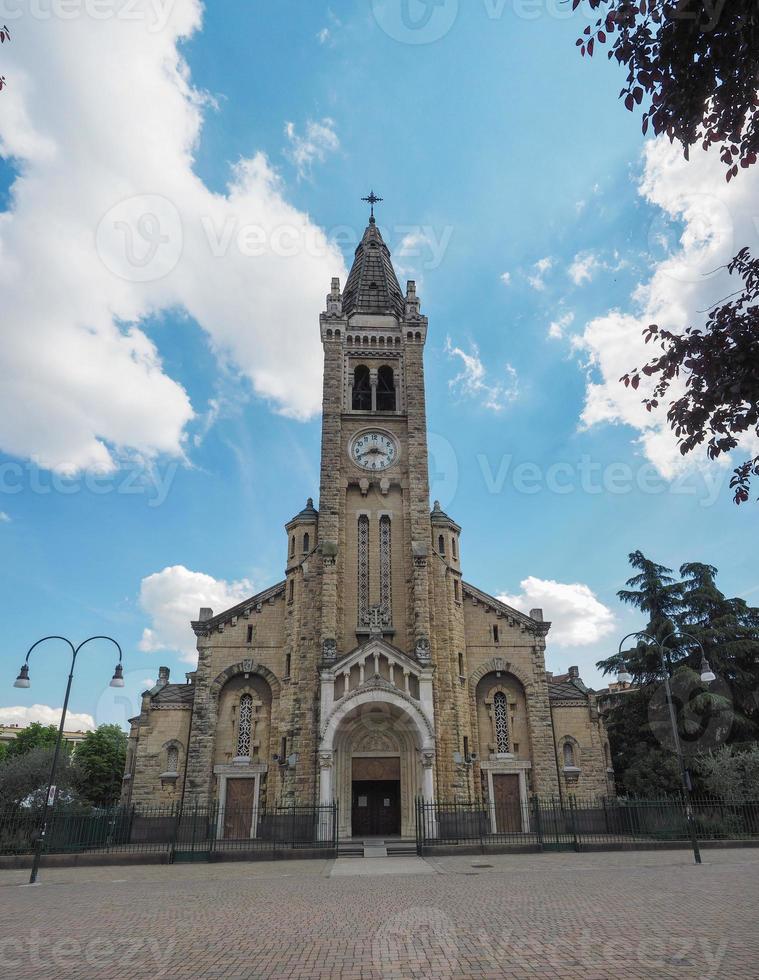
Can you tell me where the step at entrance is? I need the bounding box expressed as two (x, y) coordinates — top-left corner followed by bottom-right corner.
(362, 840), (388, 858)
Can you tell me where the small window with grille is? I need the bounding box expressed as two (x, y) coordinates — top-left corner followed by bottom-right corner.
(493, 691), (510, 754)
(236, 694), (253, 758)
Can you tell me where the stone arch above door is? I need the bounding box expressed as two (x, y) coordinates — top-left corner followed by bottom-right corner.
(468, 657), (533, 694)
(211, 661), (282, 700)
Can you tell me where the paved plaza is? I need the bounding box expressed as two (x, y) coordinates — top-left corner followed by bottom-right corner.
(0, 848), (757, 979)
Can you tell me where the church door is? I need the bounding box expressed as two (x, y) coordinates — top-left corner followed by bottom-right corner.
(223, 778), (257, 839)
(492, 774), (522, 833)
(351, 780), (401, 837)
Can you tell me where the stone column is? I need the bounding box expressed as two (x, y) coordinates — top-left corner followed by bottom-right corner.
(318, 751), (334, 841)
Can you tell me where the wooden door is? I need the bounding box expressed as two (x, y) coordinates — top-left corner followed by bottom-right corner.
(223, 778), (257, 839)
(493, 774), (522, 834)
(351, 781), (401, 837)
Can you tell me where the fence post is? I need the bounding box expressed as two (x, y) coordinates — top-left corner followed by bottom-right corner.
(568, 795), (580, 852)
(531, 796), (544, 851)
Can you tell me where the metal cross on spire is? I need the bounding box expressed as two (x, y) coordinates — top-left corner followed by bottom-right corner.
(361, 190), (383, 220)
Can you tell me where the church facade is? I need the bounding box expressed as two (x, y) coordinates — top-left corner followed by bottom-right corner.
(122, 213), (613, 838)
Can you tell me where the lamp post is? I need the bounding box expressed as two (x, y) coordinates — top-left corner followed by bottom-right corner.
(13, 635), (125, 884)
(616, 630), (716, 866)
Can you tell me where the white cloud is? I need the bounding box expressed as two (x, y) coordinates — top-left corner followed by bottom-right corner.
(316, 27), (332, 44)
(498, 576), (615, 647)
(526, 256), (553, 291)
(548, 311), (575, 340)
(0, 511), (10, 523)
(500, 271), (511, 286)
(284, 118), (340, 179)
(575, 138), (759, 478)
(0, 4), (346, 475)
(568, 251), (601, 286)
(444, 338), (518, 412)
(139, 564), (254, 664)
(0, 704), (95, 731)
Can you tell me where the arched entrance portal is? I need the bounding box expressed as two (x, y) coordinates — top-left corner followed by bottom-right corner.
(320, 689), (435, 839)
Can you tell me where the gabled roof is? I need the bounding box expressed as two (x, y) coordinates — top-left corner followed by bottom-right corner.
(462, 581), (551, 637)
(149, 683), (195, 707)
(327, 636), (430, 676)
(191, 581), (286, 637)
(342, 219), (405, 318)
(547, 678), (588, 703)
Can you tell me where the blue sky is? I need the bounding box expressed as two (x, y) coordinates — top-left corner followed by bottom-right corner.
(1, 0), (756, 732)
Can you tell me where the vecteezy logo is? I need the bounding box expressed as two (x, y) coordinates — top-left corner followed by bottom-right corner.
(372, 906), (459, 980)
(371, 0), (459, 45)
(96, 194), (183, 282)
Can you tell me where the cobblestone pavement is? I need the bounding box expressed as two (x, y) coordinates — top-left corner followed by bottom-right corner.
(0, 849), (757, 979)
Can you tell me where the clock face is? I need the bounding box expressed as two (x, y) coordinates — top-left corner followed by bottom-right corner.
(350, 431), (397, 471)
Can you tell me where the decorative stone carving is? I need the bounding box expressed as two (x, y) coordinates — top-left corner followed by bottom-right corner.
(319, 751), (334, 770)
(415, 636), (431, 665)
(322, 638), (337, 663)
(353, 730), (398, 753)
(420, 750), (435, 769)
(242, 658), (255, 674)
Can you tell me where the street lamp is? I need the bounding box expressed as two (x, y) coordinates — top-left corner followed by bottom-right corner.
(12, 635), (124, 884)
(615, 630), (716, 866)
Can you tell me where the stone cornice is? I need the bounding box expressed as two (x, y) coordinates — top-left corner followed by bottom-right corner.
(191, 581), (286, 636)
(462, 582), (551, 637)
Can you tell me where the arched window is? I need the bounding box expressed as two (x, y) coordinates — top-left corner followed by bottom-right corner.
(452, 536), (457, 559)
(563, 741), (576, 768)
(166, 745), (179, 773)
(303, 532), (310, 553)
(493, 691), (510, 754)
(377, 366), (396, 411)
(438, 534), (445, 556)
(289, 535), (295, 558)
(352, 365), (371, 411)
(237, 694), (253, 757)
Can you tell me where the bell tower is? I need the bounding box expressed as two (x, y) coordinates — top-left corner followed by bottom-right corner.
(317, 198), (432, 665)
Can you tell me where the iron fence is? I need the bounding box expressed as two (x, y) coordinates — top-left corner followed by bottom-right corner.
(0, 802), (338, 861)
(415, 796), (759, 853)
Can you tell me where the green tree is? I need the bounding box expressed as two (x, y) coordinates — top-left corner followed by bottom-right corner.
(696, 745), (759, 800)
(6, 722), (59, 758)
(0, 746), (80, 809)
(604, 689), (682, 797)
(678, 562), (759, 740)
(599, 552), (738, 795)
(74, 725), (127, 807)
(598, 550), (685, 683)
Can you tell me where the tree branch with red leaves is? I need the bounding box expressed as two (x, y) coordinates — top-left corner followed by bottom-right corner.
(621, 248), (759, 503)
(575, 1), (759, 181)
(0, 25), (9, 92)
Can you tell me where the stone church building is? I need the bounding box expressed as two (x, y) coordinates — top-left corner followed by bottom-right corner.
(122, 212), (612, 838)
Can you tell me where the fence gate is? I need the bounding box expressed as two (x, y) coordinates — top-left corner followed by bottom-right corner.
(534, 797), (579, 851)
(171, 804), (214, 862)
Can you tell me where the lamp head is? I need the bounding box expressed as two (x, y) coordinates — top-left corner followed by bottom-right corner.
(13, 663), (30, 689)
(700, 658), (716, 684)
(110, 663), (125, 688)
